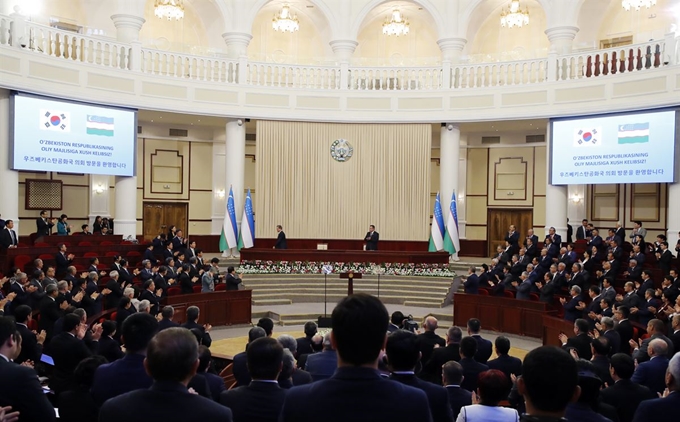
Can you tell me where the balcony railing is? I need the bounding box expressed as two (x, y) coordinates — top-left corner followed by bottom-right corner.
(1, 15), (678, 92)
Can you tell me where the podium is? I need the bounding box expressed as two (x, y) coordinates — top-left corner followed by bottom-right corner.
(340, 271), (362, 295)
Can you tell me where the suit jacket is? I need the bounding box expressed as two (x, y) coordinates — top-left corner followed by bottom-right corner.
(616, 320), (634, 355)
(0, 357), (56, 422)
(97, 335), (123, 363)
(157, 318), (179, 332)
(421, 343), (461, 384)
(232, 351), (250, 387)
(576, 225), (590, 240)
(291, 368), (313, 386)
(15, 323), (42, 365)
(470, 334), (492, 364)
(226, 273), (241, 291)
(139, 289), (161, 315)
(390, 373), (453, 422)
(280, 367), (433, 422)
(48, 332), (93, 393)
(459, 357), (488, 392)
(658, 249), (672, 273)
(632, 391), (680, 422)
(614, 227), (626, 241)
(105, 279), (125, 310)
(563, 296), (583, 322)
(636, 279), (654, 299)
(603, 329), (621, 356)
(305, 349), (338, 381)
(0, 227), (18, 248)
(487, 354), (522, 381)
(670, 330), (680, 357)
(631, 356), (669, 394)
(364, 231), (379, 250)
(591, 355), (613, 386)
(563, 333), (592, 360)
(538, 279), (558, 304)
(600, 379), (655, 422)
(463, 274), (479, 294)
(516, 280), (533, 300)
(417, 331), (446, 364)
(36, 217), (54, 236)
(181, 321), (212, 347)
(524, 235), (539, 249)
(275, 231), (288, 249)
(296, 336), (314, 357)
(100, 381), (233, 422)
(220, 381), (286, 422)
(634, 333), (674, 363)
(38, 295), (61, 339)
(445, 386), (472, 420)
(91, 353), (152, 406)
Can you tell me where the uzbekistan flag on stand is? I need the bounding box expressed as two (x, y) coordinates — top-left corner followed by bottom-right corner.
(219, 187), (239, 252)
(238, 189), (255, 250)
(86, 115), (115, 137)
(443, 190), (460, 255)
(429, 192), (445, 252)
(618, 123), (649, 144)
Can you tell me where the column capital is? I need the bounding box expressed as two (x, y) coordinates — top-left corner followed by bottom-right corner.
(544, 26), (579, 54)
(222, 32), (253, 59)
(437, 37), (467, 62)
(110, 14), (145, 40)
(442, 123), (460, 132)
(329, 39), (358, 63)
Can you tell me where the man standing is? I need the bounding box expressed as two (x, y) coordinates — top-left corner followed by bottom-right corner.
(632, 352), (680, 422)
(274, 225), (288, 249)
(576, 219), (590, 240)
(417, 316), (446, 364)
(463, 267), (479, 294)
(305, 332), (337, 381)
(280, 293), (432, 422)
(600, 353), (655, 422)
(421, 326), (462, 384)
(0, 220), (18, 249)
(467, 318), (492, 364)
(36, 210), (55, 236)
(505, 225), (519, 255)
(364, 225), (379, 251)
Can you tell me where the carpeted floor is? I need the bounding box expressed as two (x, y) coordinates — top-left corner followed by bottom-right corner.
(211, 331), (530, 361)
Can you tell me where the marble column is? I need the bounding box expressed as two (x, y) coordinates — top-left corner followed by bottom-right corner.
(89, 175), (111, 228)
(114, 176), (137, 238)
(330, 39), (358, 89)
(545, 122), (568, 240)
(437, 37), (466, 88)
(0, 89), (19, 233)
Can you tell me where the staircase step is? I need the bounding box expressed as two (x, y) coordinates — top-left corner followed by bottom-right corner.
(403, 300), (445, 307)
(251, 298), (293, 306)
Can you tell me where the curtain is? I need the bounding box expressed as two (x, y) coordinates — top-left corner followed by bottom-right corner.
(256, 120), (430, 241)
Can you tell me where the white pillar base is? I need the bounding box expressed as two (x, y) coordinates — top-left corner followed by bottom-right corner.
(114, 176), (137, 238)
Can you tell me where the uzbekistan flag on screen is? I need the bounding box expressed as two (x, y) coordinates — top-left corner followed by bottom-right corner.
(40, 110), (70, 132)
(618, 123), (649, 144)
(86, 115), (114, 137)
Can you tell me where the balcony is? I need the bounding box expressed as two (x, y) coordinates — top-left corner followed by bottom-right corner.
(1, 15), (679, 123)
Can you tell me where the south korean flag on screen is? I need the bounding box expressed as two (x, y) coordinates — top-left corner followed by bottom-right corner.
(573, 127), (600, 147)
(40, 110), (70, 132)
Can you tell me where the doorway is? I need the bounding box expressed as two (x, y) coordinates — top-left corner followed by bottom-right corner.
(487, 208), (534, 257)
(142, 202), (188, 241)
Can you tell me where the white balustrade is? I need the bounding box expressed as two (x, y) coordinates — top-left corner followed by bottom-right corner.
(556, 39), (666, 81)
(348, 66), (442, 90)
(0, 15), (10, 46)
(140, 48), (238, 83)
(451, 59), (548, 89)
(247, 62), (340, 89)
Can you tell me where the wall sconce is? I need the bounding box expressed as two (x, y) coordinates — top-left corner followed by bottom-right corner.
(93, 184), (105, 194)
(571, 194), (581, 203)
(215, 189), (225, 199)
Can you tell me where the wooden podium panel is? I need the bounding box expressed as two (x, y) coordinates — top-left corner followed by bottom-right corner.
(453, 294), (553, 338)
(164, 290), (252, 326)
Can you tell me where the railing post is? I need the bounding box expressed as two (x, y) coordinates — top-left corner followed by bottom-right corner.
(441, 59), (451, 89)
(547, 51), (558, 82)
(339, 62), (349, 90)
(130, 40), (142, 72)
(237, 55), (248, 85)
(664, 32), (677, 65)
(9, 6), (27, 49)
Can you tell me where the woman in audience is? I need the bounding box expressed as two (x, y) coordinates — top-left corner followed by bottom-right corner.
(57, 214), (72, 235)
(456, 369), (519, 422)
(167, 225), (177, 239)
(93, 216), (103, 234)
(581, 250), (596, 274)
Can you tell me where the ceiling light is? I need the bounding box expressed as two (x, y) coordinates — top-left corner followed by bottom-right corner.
(500, 0), (529, 28)
(382, 9), (410, 36)
(272, 4), (300, 33)
(154, 0), (184, 21)
(621, 0), (656, 11)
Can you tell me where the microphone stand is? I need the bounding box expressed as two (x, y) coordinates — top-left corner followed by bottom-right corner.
(377, 273), (380, 299)
(324, 272), (327, 317)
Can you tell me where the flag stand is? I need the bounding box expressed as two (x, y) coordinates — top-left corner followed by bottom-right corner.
(317, 273), (331, 328)
(377, 273), (380, 299)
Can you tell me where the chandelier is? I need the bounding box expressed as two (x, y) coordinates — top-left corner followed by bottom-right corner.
(154, 0), (184, 21)
(500, 0), (529, 28)
(272, 4), (300, 33)
(621, 0), (656, 11)
(382, 9), (410, 36)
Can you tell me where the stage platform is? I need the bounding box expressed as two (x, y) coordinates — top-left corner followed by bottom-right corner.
(239, 248), (450, 265)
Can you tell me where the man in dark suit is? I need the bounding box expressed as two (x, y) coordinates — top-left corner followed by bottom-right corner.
(100, 328), (233, 422)
(559, 318), (593, 360)
(49, 313), (100, 394)
(0, 220), (18, 249)
(613, 306), (634, 355)
(670, 315), (680, 356)
(561, 286), (584, 322)
(158, 306), (180, 332)
(614, 222), (626, 243)
(632, 352), (680, 422)
(505, 225), (519, 255)
(631, 338), (670, 394)
(13, 305), (45, 365)
(597, 316), (621, 356)
(143, 244), (156, 263)
(305, 332), (338, 381)
(139, 280), (161, 316)
(274, 224), (288, 249)
(364, 225), (379, 251)
(524, 229), (539, 250)
(463, 266), (479, 294)
(417, 316), (446, 364)
(487, 336), (522, 381)
(386, 330), (453, 422)
(576, 219), (590, 240)
(466, 318), (492, 364)
(233, 326), (267, 387)
(98, 320), (124, 363)
(296, 321), (318, 355)
(39, 284), (64, 341)
(600, 353), (655, 422)
(590, 337), (613, 387)
(566, 218), (573, 244)
(91, 312), (159, 406)
(420, 326), (462, 384)
(458, 336), (488, 392)
(657, 241), (673, 275)
(587, 228), (603, 251)
(635, 270), (655, 300)
(546, 226), (562, 247)
(180, 306), (212, 347)
(36, 210), (55, 236)
(280, 294), (433, 422)
(442, 361), (472, 419)
(220, 337), (285, 420)
(0, 317), (56, 422)
(631, 317), (676, 362)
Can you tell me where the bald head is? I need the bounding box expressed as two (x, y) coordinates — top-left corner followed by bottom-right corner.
(424, 316), (438, 332)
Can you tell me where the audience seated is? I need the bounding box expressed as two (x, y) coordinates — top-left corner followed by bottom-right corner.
(220, 337), (286, 422)
(385, 329), (453, 422)
(99, 328), (233, 422)
(457, 369), (519, 422)
(458, 336), (489, 392)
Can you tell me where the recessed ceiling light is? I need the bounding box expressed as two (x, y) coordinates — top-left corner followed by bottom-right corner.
(159, 116), (162, 119)
(151, 120), (154, 122)
(198, 119), (201, 122)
